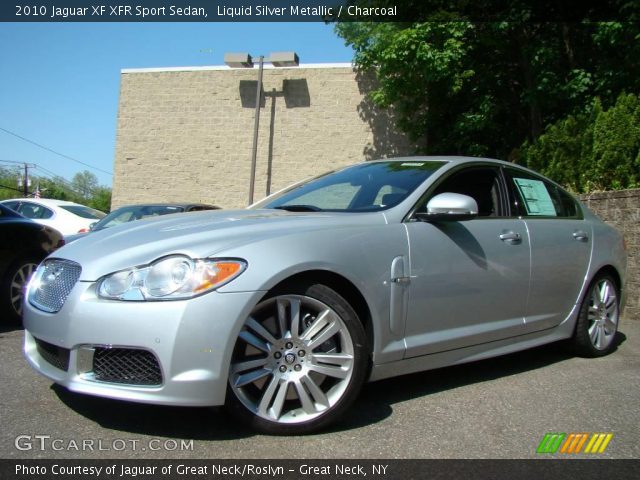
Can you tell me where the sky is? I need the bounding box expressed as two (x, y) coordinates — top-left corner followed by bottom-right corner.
(0, 23), (354, 189)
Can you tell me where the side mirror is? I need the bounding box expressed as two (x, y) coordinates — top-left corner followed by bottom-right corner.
(414, 193), (478, 222)
(89, 222), (97, 231)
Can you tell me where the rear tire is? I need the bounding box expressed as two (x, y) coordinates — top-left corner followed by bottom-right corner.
(226, 283), (368, 435)
(571, 274), (620, 357)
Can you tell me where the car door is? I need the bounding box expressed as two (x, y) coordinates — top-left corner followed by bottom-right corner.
(403, 165), (530, 358)
(504, 167), (592, 333)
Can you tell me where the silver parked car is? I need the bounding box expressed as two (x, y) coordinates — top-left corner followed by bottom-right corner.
(23, 157), (627, 434)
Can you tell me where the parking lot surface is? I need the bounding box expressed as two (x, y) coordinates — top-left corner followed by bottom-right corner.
(1, 320), (639, 459)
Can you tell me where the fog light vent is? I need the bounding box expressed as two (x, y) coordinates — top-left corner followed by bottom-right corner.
(35, 337), (70, 371)
(92, 348), (162, 386)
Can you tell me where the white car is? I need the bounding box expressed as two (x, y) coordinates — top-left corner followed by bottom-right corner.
(0, 198), (105, 236)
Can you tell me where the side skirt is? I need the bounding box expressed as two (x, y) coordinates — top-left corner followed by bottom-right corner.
(368, 316), (576, 382)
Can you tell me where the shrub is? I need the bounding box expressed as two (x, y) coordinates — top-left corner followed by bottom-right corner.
(520, 93), (640, 193)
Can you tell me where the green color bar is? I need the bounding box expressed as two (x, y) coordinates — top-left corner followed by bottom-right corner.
(537, 433), (566, 454)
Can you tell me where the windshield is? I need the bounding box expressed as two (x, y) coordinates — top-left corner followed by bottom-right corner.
(255, 161), (445, 212)
(94, 205), (185, 230)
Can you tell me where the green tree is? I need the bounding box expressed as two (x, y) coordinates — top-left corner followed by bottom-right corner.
(88, 186), (112, 213)
(521, 92), (640, 192)
(0, 167), (20, 200)
(71, 170), (99, 201)
(335, 5), (640, 159)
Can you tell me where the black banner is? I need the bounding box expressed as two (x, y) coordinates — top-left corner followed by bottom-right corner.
(2, 459), (640, 480)
(2, 1), (639, 23)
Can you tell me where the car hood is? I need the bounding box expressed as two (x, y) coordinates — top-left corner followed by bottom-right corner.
(50, 209), (387, 281)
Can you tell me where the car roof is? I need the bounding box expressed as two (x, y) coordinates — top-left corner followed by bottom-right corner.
(368, 156), (512, 167)
(1, 198), (83, 206)
(117, 203), (218, 209)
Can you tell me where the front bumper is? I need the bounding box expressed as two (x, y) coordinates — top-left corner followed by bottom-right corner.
(23, 281), (265, 406)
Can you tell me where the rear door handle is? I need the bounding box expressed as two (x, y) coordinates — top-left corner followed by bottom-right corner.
(499, 232), (522, 244)
(573, 230), (589, 241)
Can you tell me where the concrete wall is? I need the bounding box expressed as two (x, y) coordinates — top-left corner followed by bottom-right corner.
(580, 189), (640, 320)
(112, 64), (411, 209)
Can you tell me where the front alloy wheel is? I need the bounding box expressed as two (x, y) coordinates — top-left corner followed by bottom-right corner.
(227, 284), (367, 434)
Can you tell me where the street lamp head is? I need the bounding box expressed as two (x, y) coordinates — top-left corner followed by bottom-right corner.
(224, 53), (254, 68)
(268, 52), (300, 67)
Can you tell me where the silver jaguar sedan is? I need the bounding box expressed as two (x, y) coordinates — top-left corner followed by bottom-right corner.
(23, 157), (627, 434)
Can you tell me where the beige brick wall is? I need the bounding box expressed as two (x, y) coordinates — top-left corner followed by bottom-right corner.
(112, 65), (412, 209)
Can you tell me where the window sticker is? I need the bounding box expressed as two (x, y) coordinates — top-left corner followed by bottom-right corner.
(513, 178), (557, 216)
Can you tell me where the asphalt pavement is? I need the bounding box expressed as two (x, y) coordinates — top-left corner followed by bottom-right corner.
(1, 320), (639, 459)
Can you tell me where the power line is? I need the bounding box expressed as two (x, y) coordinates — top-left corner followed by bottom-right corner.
(0, 126), (113, 176)
(1, 160), (104, 197)
(32, 166), (89, 197)
(0, 184), (26, 194)
(0, 159), (32, 165)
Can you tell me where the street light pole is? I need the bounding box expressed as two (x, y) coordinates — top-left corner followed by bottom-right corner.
(224, 51), (299, 206)
(248, 55), (264, 205)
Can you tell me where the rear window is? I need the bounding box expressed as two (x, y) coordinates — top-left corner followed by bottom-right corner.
(0, 204), (22, 219)
(60, 205), (105, 219)
(19, 202), (54, 219)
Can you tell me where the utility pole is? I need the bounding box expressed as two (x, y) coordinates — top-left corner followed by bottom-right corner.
(16, 163), (36, 197)
(23, 163), (28, 197)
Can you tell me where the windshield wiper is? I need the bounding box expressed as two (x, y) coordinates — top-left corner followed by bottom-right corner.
(272, 205), (324, 212)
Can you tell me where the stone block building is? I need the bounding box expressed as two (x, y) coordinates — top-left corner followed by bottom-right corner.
(112, 63), (412, 209)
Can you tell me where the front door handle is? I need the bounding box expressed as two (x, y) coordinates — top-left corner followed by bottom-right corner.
(499, 232), (522, 244)
(573, 230), (589, 241)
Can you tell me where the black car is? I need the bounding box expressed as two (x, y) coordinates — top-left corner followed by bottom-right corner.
(0, 204), (64, 323)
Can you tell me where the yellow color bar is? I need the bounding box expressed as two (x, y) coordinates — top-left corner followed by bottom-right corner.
(598, 434), (613, 453)
(585, 433), (614, 453)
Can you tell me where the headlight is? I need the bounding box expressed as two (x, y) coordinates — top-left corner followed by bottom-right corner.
(97, 256), (246, 301)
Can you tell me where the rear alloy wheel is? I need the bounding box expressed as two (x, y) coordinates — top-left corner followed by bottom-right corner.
(572, 274), (620, 357)
(2, 257), (39, 323)
(227, 284), (368, 434)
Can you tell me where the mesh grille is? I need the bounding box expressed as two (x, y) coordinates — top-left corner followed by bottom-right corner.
(29, 259), (82, 313)
(93, 348), (162, 386)
(35, 338), (70, 371)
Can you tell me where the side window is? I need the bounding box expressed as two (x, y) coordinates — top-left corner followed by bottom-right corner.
(421, 166), (504, 217)
(3, 201), (20, 211)
(507, 169), (581, 218)
(552, 186), (580, 217)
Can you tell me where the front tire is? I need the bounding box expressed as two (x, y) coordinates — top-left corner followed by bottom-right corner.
(226, 283), (368, 434)
(572, 274), (620, 357)
(1, 256), (39, 324)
